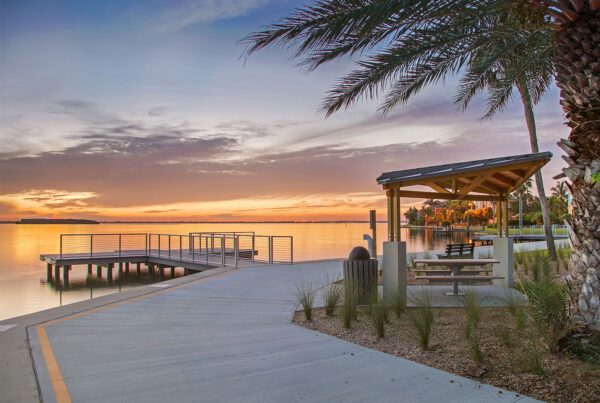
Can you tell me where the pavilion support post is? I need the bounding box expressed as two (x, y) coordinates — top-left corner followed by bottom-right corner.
(503, 199), (509, 238)
(493, 237), (514, 288)
(394, 189), (402, 242)
(87, 264), (92, 274)
(97, 265), (102, 277)
(496, 198), (503, 238)
(382, 242), (407, 309)
(386, 189), (395, 241)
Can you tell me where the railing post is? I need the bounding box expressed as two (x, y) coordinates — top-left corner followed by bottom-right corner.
(269, 236), (273, 264)
(158, 235), (161, 257)
(168, 235), (171, 258)
(221, 237), (225, 266)
(145, 234), (148, 256)
(192, 236), (195, 262)
(211, 234), (215, 253)
(90, 234), (93, 258)
(119, 234), (122, 257)
(60, 235), (63, 258)
(205, 236), (209, 264)
(290, 236), (293, 264)
(180, 235), (182, 260)
(234, 236), (239, 268)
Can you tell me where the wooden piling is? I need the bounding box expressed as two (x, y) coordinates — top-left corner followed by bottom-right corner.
(97, 265), (102, 277)
(107, 263), (114, 282)
(87, 264), (92, 274)
(63, 266), (70, 287)
(54, 265), (60, 280)
(170, 267), (175, 277)
(47, 263), (53, 281)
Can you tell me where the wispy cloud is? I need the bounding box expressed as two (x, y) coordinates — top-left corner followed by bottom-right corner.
(148, 0), (272, 34)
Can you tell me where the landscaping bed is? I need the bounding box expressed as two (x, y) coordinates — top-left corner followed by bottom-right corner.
(293, 306), (600, 403)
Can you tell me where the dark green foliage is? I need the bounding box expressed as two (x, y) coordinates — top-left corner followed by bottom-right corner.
(518, 257), (571, 353)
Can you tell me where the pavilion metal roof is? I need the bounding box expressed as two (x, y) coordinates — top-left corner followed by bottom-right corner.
(377, 152), (552, 201)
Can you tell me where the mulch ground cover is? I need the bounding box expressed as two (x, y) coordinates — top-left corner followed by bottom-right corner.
(293, 306), (600, 403)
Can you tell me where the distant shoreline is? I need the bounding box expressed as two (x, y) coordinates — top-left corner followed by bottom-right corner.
(3, 220), (407, 224)
(15, 218), (99, 224)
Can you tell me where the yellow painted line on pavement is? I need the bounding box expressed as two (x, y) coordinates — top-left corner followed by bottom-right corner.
(36, 269), (236, 403)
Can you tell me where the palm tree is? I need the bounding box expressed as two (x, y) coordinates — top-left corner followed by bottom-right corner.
(551, 180), (569, 206)
(244, 1), (560, 258)
(454, 12), (558, 260)
(244, 0), (600, 327)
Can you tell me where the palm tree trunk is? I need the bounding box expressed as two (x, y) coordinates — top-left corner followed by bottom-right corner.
(554, 9), (600, 329)
(517, 82), (558, 261)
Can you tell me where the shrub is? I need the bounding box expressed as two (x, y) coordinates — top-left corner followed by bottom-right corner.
(295, 281), (316, 321)
(407, 291), (434, 350)
(519, 260), (570, 353)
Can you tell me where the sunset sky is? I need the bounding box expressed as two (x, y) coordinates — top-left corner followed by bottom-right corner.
(0, 0), (569, 221)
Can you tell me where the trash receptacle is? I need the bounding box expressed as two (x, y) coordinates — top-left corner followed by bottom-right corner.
(343, 246), (378, 304)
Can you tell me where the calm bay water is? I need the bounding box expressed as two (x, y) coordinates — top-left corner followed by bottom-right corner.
(0, 222), (470, 320)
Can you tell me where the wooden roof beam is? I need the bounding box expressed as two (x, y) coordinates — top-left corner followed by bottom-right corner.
(396, 190), (500, 202)
(510, 162), (544, 193)
(427, 182), (451, 194)
(490, 172), (517, 188)
(457, 173), (493, 199)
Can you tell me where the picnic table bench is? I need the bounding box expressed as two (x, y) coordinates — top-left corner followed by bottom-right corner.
(437, 242), (475, 259)
(414, 258), (502, 296)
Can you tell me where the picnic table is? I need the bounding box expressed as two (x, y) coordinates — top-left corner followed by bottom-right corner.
(414, 258), (502, 296)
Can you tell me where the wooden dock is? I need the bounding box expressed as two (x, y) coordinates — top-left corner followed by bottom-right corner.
(40, 232), (293, 287)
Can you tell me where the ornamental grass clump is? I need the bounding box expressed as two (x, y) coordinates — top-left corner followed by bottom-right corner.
(407, 290), (434, 351)
(368, 292), (388, 338)
(342, 287), (358, 328)
(323, 277), (342, 317)
(521, 339), (545, 375)
(384, 286), (406, 319)
(461, 291), (483, 364)
(295, 281), (316, 322)
(500, 290), (528, 332)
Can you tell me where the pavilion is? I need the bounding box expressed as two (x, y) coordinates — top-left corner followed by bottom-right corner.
(377, 151), (553, 241)
(375, 151), (553, 302)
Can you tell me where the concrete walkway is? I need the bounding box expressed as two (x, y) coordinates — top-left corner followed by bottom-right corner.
(7, 261), (539, 402)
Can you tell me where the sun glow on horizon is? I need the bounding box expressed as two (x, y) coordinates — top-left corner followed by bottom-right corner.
(0, 189), (425, 222)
